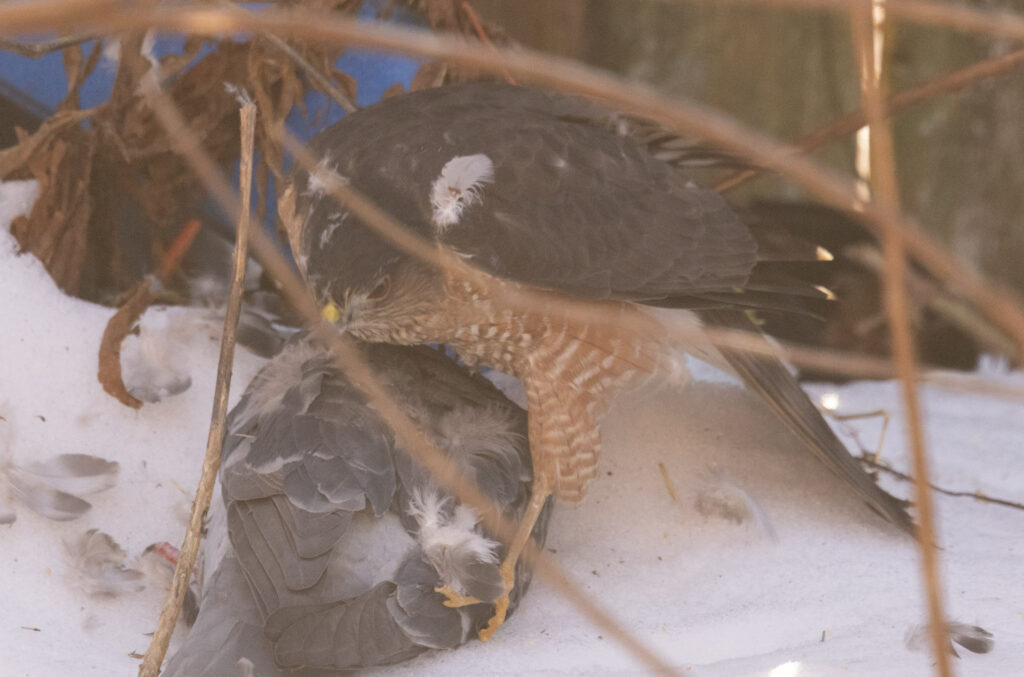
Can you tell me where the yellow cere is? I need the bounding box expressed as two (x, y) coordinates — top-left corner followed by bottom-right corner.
(321, 302), (341, 323)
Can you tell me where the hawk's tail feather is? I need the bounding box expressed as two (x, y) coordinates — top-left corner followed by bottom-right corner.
(645, 290), (829, 320)
(697, 308), (916, 535)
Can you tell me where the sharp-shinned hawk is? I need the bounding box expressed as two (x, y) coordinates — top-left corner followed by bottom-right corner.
(282, 81), (914, 638)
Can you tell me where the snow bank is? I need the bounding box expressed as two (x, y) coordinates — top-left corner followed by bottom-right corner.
(1, 180), (1021, 676)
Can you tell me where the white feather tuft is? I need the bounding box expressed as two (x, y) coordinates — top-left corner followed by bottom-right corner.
(305, 156), (348, 197)
(407, 488), (499, 595)
(429, 154), (495, 232)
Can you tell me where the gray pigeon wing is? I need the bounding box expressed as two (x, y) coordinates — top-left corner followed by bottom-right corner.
(274, 582), (426, 670)
(162, 554), (282, 677)
(390, 553), (469, 649)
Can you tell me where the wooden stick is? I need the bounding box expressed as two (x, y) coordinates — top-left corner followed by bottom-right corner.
(850, 5), (952, 676)
(137, 100), (257, 677)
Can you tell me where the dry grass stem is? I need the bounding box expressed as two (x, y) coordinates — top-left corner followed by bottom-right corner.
(0, 34), (94, 58)
(215, 0), (357, 113)
(863, 458), (1024, 513)
(6, 0), (1024, 41)
(136, 101), (257, 677)
(851, 6), (952, 675)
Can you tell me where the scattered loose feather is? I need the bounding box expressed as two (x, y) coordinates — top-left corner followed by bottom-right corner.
(5, 454), (119, 522)
(20, 453), (119, 496)
(906, 621), (995, 657)
(693, 469), (777, 541)
(64, 529), (145, 597)
(8, 468), (92, 521)
(120, 310), (197, 403)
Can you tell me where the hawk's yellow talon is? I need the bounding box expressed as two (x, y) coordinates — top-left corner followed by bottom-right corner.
(478, 564), (515, 642)
(435, 584), (483, 608)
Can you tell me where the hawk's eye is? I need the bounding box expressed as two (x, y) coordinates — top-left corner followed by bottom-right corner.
(366, 276), (391, 301)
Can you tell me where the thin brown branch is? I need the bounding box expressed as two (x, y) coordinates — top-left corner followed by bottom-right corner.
(158, 218), (202, 280)
(851, 5), (952, 676)
(460, 1), (516, 84)
(0, 33), (94, 58)
(213, 0), (357, 113)
(137, 100), (257, 677)
(861, 457), (1024, 513)
(19, 5), (1024, 366)
(715, 46), (1024, 193)
(845, 244), (1019, 361)
(262, 32), (358, 112)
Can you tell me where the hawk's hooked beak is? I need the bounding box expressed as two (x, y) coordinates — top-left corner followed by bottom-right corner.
(321, 301), (347, 332)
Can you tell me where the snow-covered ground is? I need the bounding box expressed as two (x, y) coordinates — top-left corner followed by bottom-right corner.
(1, 179), (1021, 676)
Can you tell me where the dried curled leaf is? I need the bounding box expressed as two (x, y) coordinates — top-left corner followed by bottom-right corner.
(64, 528), (145, 597)
(411, 60), (448, 91)
(98, 278), (153, 409)
(0, 108), (97, 181)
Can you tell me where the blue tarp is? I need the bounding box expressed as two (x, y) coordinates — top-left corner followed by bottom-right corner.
(0, 0), (424, 133)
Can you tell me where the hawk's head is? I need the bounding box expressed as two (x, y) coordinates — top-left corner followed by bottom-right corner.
(289, 173), (445, 344)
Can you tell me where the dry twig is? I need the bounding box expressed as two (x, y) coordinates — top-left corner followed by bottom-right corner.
(850, 5), (952, 675)
(137, 100), (257, 677)
(861, 458), (1024, 513)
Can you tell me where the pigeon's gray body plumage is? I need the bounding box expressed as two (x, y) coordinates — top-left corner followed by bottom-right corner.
(164, 336), (550, 676)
